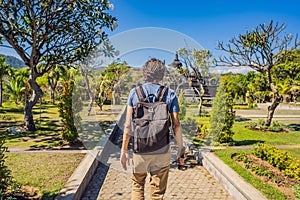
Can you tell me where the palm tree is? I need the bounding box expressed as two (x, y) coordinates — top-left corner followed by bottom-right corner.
(0, 56), (12, 106)
(14, 67), (30, 103)
(5, 78), (26, 104)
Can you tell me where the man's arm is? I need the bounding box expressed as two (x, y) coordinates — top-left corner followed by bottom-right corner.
(120, 106), (132, 170)
(170, 112), (185, 163)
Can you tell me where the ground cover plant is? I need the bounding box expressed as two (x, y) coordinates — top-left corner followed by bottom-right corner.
(216, 144), (300, 199)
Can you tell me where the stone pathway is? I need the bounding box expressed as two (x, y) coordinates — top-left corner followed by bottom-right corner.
(81, 138), (234, 200)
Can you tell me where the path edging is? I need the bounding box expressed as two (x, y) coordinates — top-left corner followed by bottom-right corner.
(55, 107), (126, 200)
(201, 150), (267, 200)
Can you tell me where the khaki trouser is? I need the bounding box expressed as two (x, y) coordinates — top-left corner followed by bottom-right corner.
(131, 151), (171, 200)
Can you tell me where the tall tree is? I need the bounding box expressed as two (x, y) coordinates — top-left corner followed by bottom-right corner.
(217, 21), (299, 126)
(272, 49), (300, 102)
(0, 0), (116, 131)
(0, 56), (12, 106)
(177, 49), (213, 116)
(98, 62), (130, 105)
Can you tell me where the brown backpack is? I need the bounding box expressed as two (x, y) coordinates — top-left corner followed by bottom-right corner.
(131, 85), (171, 154)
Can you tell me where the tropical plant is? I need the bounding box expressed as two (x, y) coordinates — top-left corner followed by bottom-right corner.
(0, 139), (13, 196)
(0, 0), (117, 131)
(217, 21), (299, 126)
(98, 62), (130, 105)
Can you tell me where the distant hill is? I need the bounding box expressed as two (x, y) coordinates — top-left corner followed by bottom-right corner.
(0, 54), (25, 68)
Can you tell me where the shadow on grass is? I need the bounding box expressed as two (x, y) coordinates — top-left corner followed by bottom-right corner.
(0, 107), (23, 113)
(235, 116), (252, 122)
(286, 123), (300, 131)
(234, 140), (265, 146)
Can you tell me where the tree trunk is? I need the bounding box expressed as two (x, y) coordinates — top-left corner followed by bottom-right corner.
(0, 79), (2, 107)
(265, 93), (282, 126)
(198, 96), (203, 117)
(264, 70), (282, 126)
(24, 70), (43, 132)
(193, 85), (205, 117)
(51, 88), (55, 105)
(82, 69), (94, 116)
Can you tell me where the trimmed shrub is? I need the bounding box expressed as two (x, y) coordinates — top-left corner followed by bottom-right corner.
(254, 143), (300, 180)
(0, 139), (14, 197)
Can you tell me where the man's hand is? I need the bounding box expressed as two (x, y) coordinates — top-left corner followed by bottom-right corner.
(177, 147), (186, 165)
(120, 151), (130, 171)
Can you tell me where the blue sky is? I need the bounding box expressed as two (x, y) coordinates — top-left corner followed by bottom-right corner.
(108, 0), (300, 70)
(1, 0), (299, 72)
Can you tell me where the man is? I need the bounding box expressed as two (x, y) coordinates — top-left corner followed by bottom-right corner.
(120, 58), (185, 200)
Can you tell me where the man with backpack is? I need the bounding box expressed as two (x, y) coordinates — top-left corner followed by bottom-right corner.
(120, 58), (185, 200)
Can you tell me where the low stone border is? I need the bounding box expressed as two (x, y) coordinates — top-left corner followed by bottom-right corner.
(55, 107), (126, 200)
(201, 149), (267, 200)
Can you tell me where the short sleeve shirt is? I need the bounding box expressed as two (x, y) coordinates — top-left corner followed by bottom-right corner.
(127, 83), (180, 113)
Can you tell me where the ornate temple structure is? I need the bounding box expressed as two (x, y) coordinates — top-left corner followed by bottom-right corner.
(170, 53), (218, 100)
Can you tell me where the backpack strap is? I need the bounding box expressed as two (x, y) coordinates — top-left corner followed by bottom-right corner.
(156, 86), (168, 102)
(135, 85), (147, 102)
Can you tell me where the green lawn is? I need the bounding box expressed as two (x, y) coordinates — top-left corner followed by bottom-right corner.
(232, 122), (300, 146)
(5, 153), (86, 199)
(1, 101), (117, 199)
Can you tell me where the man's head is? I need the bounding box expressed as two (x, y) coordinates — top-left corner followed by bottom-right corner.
(142, 58), (166, 83)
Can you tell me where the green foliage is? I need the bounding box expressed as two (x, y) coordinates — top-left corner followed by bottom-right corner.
(0, 139), (13, 196)
(58, 80), (79, 143)
(251, 165), (273, 177)
(177, 48), (212, 77)
(293, 183), (300, 200)
(254, 143), (300, 180)
(209, 77), (235, 144)
(0, 55), (24, 69)
(268, 121), (284, 132)
(247, 120), (284, 132)
(181, 117), (198, 137)
(215, 149), (287, 199)
(98, 62), (130, 104)
(0, 0), (116, 131)
(178, 91), (186, 120)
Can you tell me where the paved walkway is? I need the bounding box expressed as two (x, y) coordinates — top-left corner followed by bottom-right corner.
(81, 140), (234, 200)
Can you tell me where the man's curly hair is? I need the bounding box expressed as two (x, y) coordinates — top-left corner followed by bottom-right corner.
(142, 58), (166, 82)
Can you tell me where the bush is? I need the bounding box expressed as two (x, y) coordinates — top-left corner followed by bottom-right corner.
(254, 143), (300, 180)
(0, 139), (14, 197)
(268, 121), (284, 132)
(209, 78), (235, 144)
(247, 120), (284, 132)
(58, 80), (79, 143)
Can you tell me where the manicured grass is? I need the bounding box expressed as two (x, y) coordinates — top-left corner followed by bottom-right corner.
(0, 102), (118, 148)
(184, 105), (300, 146)
(284, 148), (300, 160)
(232, 122), (300, 146)
(5, 153), (86, 199)
(214, 149), (287, 200)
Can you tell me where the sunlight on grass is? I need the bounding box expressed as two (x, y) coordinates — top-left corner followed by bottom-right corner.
(232, 122), (300, 146)
(5, 153), (86, 198)
(214, 149), (287, 200)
